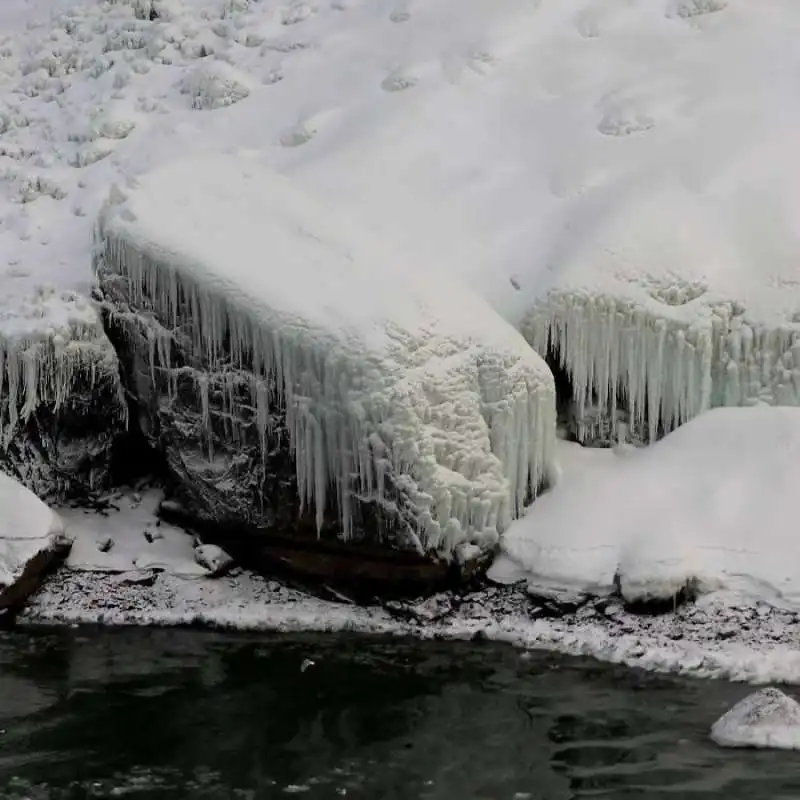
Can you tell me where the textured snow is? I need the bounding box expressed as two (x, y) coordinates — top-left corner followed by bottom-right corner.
(98, 155), (556, 554)
(711, 688), (800, 750)
(0, 472), (65, 588)
(497, 407), (800, 607)
(3, 0), (800, 442)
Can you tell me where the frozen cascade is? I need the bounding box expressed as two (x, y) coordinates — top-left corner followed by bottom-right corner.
(0, 295), (125, 451)
(94, 156), (557, 558)
(523, 289), (800, 442)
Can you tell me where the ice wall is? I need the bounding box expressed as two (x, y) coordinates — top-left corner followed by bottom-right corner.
(95, 156), (557, 558)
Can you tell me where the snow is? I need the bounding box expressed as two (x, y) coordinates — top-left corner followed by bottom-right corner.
(97, 154), (556, 555)
(496, 407), (800, 607)
(59, 489), (210, 576)
(710, 688), (800, 750)
(0, 471), (65, 588)
(3, 0), (800, 444)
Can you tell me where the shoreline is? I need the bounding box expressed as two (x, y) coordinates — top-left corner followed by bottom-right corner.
(19, 566), (800, 686)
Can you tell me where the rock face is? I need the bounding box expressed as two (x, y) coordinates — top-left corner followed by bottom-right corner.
(711, 688), (800, 750)
(0, 328), (127, 502)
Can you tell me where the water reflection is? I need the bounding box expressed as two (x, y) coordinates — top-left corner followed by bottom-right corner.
(0, 628), (796, 798)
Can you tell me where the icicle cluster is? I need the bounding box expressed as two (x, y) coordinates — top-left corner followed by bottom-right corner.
(0, 308), (124, 449)
(96, 201), (557, 558)
(524, 289), (800, 442)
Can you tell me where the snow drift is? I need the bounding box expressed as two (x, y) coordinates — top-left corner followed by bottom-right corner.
(94, 155), (556, 558)
(497, 406), (800, 607)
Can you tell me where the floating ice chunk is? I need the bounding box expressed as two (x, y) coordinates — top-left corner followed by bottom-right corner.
(95, 155), (556, 557)
(711, 688), (800, 750)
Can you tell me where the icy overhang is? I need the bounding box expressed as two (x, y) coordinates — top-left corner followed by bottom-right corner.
(94, 154), (556, 557)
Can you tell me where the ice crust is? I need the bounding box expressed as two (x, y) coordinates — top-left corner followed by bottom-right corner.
(96, 156), (556, 555)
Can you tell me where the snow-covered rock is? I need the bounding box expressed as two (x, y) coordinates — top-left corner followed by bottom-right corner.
(0, 471), (71, 612)
(193, 544), (233, 577)
(0, 290), (126, 500)
(711, 688), (800, 750)
(95, 155), (556, 561)
(498, 407), (800, 608)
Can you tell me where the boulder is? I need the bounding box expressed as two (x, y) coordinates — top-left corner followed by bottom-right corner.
(93, 155), (557, 593)
(711, 688), (800, 750)
(0, 472), (72, 617)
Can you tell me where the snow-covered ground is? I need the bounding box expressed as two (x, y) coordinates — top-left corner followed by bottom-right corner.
(493, 406), (800, 609)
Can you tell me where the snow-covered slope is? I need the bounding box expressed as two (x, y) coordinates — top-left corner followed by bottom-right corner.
(4, 0), (800, 529)
(97, 155), (555, 554)
(495, 406), (800, 608)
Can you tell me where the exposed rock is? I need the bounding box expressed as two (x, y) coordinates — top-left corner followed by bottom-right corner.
(711, 688), (800, 750)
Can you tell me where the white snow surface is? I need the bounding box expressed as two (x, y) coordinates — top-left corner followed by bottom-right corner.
(4, 0), (800, 437)
(497, 406), (800, 608)
(710, 688), (800, 750)
(0, 472), (65, 588)
(60, 488), (210, 576)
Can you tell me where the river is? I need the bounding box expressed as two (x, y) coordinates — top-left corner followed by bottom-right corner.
(0, 627), (795, 799)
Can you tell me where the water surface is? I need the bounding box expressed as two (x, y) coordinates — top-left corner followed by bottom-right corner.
(0, 627), (795, 799)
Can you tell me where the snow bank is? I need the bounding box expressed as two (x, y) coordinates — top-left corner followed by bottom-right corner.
(0, 471), (66, 589)
(95, 155), (556, 557)
(498, 407), (800, 606)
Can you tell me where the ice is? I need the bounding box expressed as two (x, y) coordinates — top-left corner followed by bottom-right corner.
(711, 688), (800, 750)
(96, 155), (556, 556)
(499, 406), (800, 607)
(0, 471), (65, 588)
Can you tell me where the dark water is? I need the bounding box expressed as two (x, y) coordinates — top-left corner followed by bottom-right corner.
(0, 628), (796, 799)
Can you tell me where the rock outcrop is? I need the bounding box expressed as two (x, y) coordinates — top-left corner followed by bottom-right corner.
(92, 155), (557, 592)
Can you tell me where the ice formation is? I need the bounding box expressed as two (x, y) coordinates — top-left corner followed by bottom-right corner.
(0, 288), (123, 449)
(94, 155), (556, 556)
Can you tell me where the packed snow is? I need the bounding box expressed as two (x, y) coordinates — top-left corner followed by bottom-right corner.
(494, 406), (800, 608)
(0, 472), (66, 589)
(711, 688), (800, 750)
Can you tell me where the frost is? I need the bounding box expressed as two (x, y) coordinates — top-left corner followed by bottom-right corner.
(95, 156), (556, 556)
(711, 688), (800, 750)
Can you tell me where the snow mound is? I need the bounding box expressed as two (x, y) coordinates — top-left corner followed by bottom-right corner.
(499, 407), (800, 606)
(0, 471), (65, 588)
(95, 154), (556, 556)
(711, 688), (800, 750)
